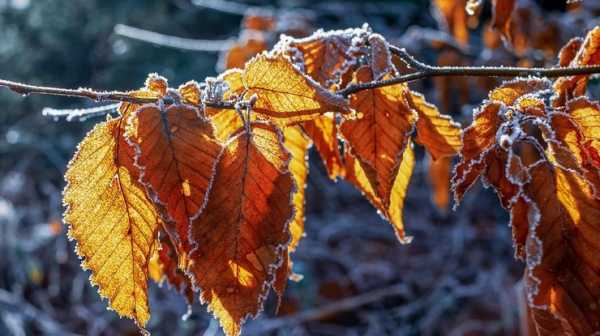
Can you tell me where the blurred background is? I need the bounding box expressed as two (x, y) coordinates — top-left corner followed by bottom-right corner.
(0, 0), (598, 335)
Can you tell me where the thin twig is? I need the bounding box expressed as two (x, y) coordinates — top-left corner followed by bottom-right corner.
(245, 283), (409, 335)
(114, 24), (233, 52)
(0, 79), (235, 109)
(338, 47), (600, 96)
(2, 46), (600, 110)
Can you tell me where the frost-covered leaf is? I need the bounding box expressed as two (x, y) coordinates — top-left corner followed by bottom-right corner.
(240, 54), (349, 125)
(345, 140), (415, 243)
(64, 117), (160, 328)
(187, 122), (294, 336)
(126, 103), (222, 261)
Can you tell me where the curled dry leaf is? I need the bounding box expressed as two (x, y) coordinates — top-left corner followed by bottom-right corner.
(126, 103), (223, 264)
(63, 117), (160, 328)
(187, 122), (294, 336)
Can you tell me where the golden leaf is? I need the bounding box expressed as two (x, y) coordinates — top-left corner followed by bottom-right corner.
(241, 54), (349, 124)
(432, 0), (469, 47)
(345, 140), (415, 243)
(428, 155), (453, 212)
(64, 117), (160, 327)
(407, 91), (462, 160)
(126, 104), (223, 262)
(302, 113), (345, 180)
(553, 27), (600, 106)
(187, 122), (294, 336)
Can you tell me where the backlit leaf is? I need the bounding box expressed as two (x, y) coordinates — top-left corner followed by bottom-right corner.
(241, 54), (349, 124)
(187, 122), (294, 336)
(345, 140), (415, 243)
(302, 114), (344, 180)
(64, 117), (160, 328)
(126, 103), (222, 262)
(407, 91), (462, 160)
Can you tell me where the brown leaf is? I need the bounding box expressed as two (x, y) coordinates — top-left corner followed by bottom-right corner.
(344, 140), (416, 243)
(302, 114), (344, 180)
(126, 103), (223, 262)
(428, 155), (453, 212)
(491, 0), (516, 39)
(407, 90), (462, 160)
(187, 122), (294, 336)
(432, 0), (470, 47)
(286, 30), (355, 88)
(553, 27), (600, 106)
(149, 231), (195, 304)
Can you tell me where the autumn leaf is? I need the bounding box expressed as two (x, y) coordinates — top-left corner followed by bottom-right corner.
(222, 34), (268, 70)
(432, 0), (469, 47)
(126, 103), (223, 263)
(240, 53), (349, 124)
(302, 113), (344, 180)
(491, 0), (516, 40)
(553, 26), (600, 106)
(345, 140), (415, 243)
(406, 90), (462, 160)
(452, 78), (550, 206)
(285, 29), (356, 88)
(187, 122), (294, 336)
(520, 163), (600, 335)
(64, 117), (160, 328)
(273, 126), (312, 300)
(428, 155), (453, 212)
(148, 231), (195, 304)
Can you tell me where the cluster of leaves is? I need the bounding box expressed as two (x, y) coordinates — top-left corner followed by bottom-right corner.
(58, 5), (600, 336)
(62, 26), (462, 336)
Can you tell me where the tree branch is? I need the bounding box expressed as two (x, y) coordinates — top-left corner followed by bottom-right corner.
(0, 79), (235, 109)
(114, 24), (233, 52)
(337, 46), (600, 96)
(1, 45), (599, 112)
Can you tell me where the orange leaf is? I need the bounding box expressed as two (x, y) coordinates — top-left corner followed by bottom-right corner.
(241, 54), (349, 124)
(64, 117), (160, 327)
(149, 231), (195, 304)
(428, 155), (453, 212)
(126, 103), (223, 262)
(187, 122), (294, 336)
(432, 0), (469, 47)
(491, 0), (516, 39)
(519, 164), (600, 335)
(285, 30), (356, 88)
(407, 91), (462, 160)
(553, 27), (600, 106)
(452, 103), (502, 205)
(345, 140), (416, 243)
(302, 114), (344, 180)
(222, 33), (268, 70)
